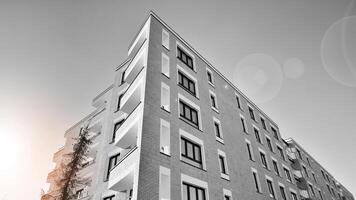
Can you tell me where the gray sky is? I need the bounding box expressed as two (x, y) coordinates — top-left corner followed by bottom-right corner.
(0, 0), (355, 199)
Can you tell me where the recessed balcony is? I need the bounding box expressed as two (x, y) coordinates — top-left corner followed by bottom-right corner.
(124, 40), (147, 87)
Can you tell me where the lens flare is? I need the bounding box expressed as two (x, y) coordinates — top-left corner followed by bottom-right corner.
(233, 54), (283, 103)
(283, 58), (305, 79)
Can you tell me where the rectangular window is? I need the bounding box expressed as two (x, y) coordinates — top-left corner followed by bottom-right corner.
(161, 82), (170, 111)
(159, 166), (171, 200)
(272, 160), (280, 176)
(254, 127), (262, 144)
(261, 117), (267, 130)
(306, 157), (311, 167)
(312, 172), (317, 183)
(117, 94), (124, 111)
(240, 116), (247, 133)
(181, 137), (203, 168)
(252, 169), (261, 193)
(260, 151), (268, 169)
(207, 69), (213, 85)
(160, 119), (170, 155)
(291, 191), (298, 200)
(178, 71), (196, 96)
(309, 184), (315, 196)
(103, 195), (115, 200)
(182, 182), (206, 200)
(236, 95), (241, 109)
(214, 120), (222, 140)
(121, 71), (126, 85)
(210, 93), (218, 109)
(303, 165), (309, 177)
(279, 185), (287, 200)
(296, 148), (302, 160)
(162, 29), (169, 49)
(283, 167), (292, 182)
(277, 146), (285, 160)
(218, 150), (229, 180)
(112, 119), (125, 142)
(271, 126), (279, 140)
(248, 106), (255, 121)
(266, 137), (273, 152)
(177, 46), (194, 70)
(266, 179), (275, 198)
(319, 190), (324, 200)
(161, 53), (170, 77)
(246, 140), (254, 161)
(107, 153), (120, 179)
(179, 100), (199, 127)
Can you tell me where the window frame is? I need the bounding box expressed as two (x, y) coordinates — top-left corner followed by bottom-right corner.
(209, 90), (219, 112)
(253, 125), (262, 144)
(265, 135), (273, 152)
(159, 166), (171, 200)
(271, 157), (280, 176)
(177, 67), (198, 97)
(206, 68), (215, 86)
(179, 129), (206, 169)
(181, 173), (209, 200)
(160, 118), (170, 155)
(162, 29), (170, 50)
(240, 114), (248, 134)
(176, 43), (195, 71)
(259, 148), (269, 169)
(265, 176), (276, 199)
(161, 82), (170, 112)
(161, 52), (170, 77)
(283, 165), (292, 183)
(213, 117), (224, 143)
(218, 149), (229, 180)
(248, 105), (256, 121)
(235, 93), (242, 110)
(178, 94), (201, 129)
(245, 139), (255, 161)
(251, 168), (262, 193)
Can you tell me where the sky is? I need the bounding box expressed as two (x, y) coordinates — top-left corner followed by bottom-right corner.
(0, 0), (355, 199)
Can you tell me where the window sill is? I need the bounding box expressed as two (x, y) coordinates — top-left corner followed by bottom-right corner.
(161, 106), (171, 113)
(211, 107), (219, 114)
(216, 137), (224, 144)
(179, 117), (202, 132)
(220, 173), (230, 181)
(180, 159), (206, 171)
(208, 81), (215, 88)
(160, 151), (171, 157)
(161, 72), (170, 79)
(162, 44), (170, 51)
(178, 84), (199, 100)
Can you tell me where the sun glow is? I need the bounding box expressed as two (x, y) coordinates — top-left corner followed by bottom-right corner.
(0, 128), (19, 173)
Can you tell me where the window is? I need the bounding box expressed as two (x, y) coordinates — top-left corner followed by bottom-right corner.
(266, 178), (276, 198)
(296, 148), (302, 160)
(259, 150), (268, 169)
(235, 94), (241, 109)
(240, 115), (247, 133)
(271, 126), (279, 140)
(181, 137), (203, 168)
(160, 119), (170, 155)
(103, 195), (115, 200)
(218, 150), (229, 180)
(272, 159), (280, 176)
(107, 153), (120, 179)
(291, 191), (298, 200)
(210, 91), (218, 110)
(161, 82), (170, 111)
(266, 136), (273, 152)
(161, 53), (170, 77)
(178, 71), (196, 96)
(283, 167), (292, 182)
(306, 157), (311, 167)
(213, 118), (223, 141)
(261, 117), (267, 130)
(321, 170), (325, 179)
(277, 145), (285, 160)
(251, 168), (261, 193)
(312, 172), (317, 183)
(117, 94), (124, 111)
(120, 70), (126, 85)
(162, 29), (169, 49)
(177, 46), (194, 70)
(246, 140), (254, 161)
(112, 119), (124, 142)
(327, 184), (331, 194)
(318, 190), (324, 200)
(159, 166), (171, 200)
(223, 189), (232, 200)
(182, 182), (206, 200)
(76, 189), (84, 199)
(179, 100), (199, 127)
(248, 106), (255, 121)
(279, 185), (287, 200)
(309, 183), (315, 196)
(254, 127), (262, 144)
(207, 69), (214, 85)
(302, 165), (309, 177)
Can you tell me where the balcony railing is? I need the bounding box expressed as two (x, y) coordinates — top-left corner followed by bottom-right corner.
(109, 146), (138, 177)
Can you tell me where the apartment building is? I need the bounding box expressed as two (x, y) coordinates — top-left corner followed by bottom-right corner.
(285, 139), (354, 200)
(41, 11), (354, 200)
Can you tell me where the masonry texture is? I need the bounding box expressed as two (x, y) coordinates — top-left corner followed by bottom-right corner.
(41, 11), (354, 200)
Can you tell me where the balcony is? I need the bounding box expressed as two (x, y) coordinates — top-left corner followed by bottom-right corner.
(128, 17), (149, 56)
(108, 146), (139, 199)
(114, 102), (142, 150)
(124, 39), (147, 88)
(52, 147), (64, 163)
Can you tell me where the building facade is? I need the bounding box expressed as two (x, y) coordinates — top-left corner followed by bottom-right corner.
(42, 11), (354, 200)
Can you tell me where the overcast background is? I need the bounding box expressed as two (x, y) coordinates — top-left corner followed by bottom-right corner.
(0, 0), (355, 199)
